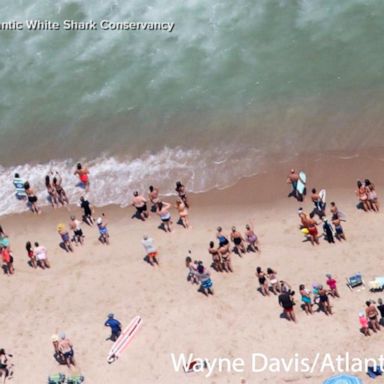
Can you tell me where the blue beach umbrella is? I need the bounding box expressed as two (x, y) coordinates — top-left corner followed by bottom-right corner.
(323, 374), (362, 384)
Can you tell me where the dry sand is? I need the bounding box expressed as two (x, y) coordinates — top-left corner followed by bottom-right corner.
(1, 154), (384, 383)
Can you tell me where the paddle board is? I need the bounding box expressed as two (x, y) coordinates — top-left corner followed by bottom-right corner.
(107, 315), (143, 364)
(296, 171), (306, 195)
(319, 189), (326, 203)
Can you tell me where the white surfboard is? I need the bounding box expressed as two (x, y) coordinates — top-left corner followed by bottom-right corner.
(296, 171), (306, 195)
(107, 315), (143, 364)
(319, 189), (326, 203)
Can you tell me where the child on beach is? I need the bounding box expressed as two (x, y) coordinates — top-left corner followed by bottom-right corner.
(208, 241), (222, 272)
(97, 215), (110, 245)
(142, 235), (159, 266)
(80, 196), (94, 226)
(26, 241), (37, 269)
(57, 224), (74, 252)
(359, 311), (370, 336)
(256, 267), (270, 296)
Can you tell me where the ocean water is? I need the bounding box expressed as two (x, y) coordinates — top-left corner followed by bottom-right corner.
(1, 0), (384, 214)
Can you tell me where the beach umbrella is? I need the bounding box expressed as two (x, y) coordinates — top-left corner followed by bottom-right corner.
(323, 374), (362, 384)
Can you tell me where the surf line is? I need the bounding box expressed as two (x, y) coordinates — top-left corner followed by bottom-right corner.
(99, 20), (175, 32)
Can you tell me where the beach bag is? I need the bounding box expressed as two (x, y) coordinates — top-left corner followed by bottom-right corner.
(48, 373), (66, 384)
(66, 375), (85, 384)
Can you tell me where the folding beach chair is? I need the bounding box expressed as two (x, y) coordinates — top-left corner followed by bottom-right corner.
(368, 277), (384, 292)
(48, 373), (66, 384)
(66, 375), (84, 384)
(346, 273), (365, 291)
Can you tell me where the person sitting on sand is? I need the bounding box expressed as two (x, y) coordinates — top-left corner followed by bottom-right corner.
(13, 173), (27, 200)
(142, 235), (159, 266)
(175, 199), (190, 229)
(69, 215), (84, 246)
(148, 185), (160, 212)
(156, 201), (172, 233)
(326, 274), (340, 298)
(74, 163), (90, 192)
(58, 333), (76, 369)
(332, 213), (346, 241)
(244, 224), (259, 252)
(33, 242), (50, 269)
(52, 172), (69, 206)
(45, 174), (59, 208)
(366, 301), (380, 332)
(26, 241), (37, 269)
(80, 196), (94, 226)
(366, 180), (379, 212)
(230, 227), (245, 255)
(267, 268), (279, 295)
(185, 255), (198, 284)
(359, 311), (370, 336)
(278, 290), (297, 322)
(97, 215), (110, 245)
(57, 224), (73, 252)
(24, 181), (41, 214)
(175, 181), (189, 208)
(318, 285), (332, 315)
(356, 180), (370, 211)
(1, 247), (14, 276)
(132, 191), (149, 221)
(105, 313), (122, 342)
(208, 241), (222, 272)
(287, 169), (300, 200)
(299, 284), (313, 315)
(0, 349), (13, 384)
(256, 267), (270, 296)
(195, 262), (214, 296)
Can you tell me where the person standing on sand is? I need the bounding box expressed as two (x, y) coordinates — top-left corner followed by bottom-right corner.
(1, 247), (14, 276)
(256, 267), (270, 296)
(359, 311), (370, 336)
(185, 255), (199, 284)
(0, 349), (13, 384)
(244, 224), (259, 252)
(156, 201), (172, 232)
(34, 242), (50, 269)
(299, 284), (313, 315)
(148, 185), (160, 212)
(332, 213), (346, 241)
(105, 313), (122, 342)
(195, 262), (214, 296)
(318, 285), (332, 315)
(13, 173), (27, 200)
(58, 333), (76, 369)
(326, 274), (340, 298)
(208, 241), (222, 272)
(97, 215), (110, 245)
(24, 181), (41, 214)
(322, 218), (335, 244)
(175, 181), (189, 208)
(175, 199), (190, 229)
(80, 196), (94, 226)
(230, 227), (246, 255)
(142, 235), (159, 266)
(131, 191), (149, 221)
(377, 298), (384, 325)
(278, 290), (297, 322)
(74, 163), (90, 192)
(267, 268), (279, 295)
(26, 241), (37, 269)
(45, 174), (59, 208)
(356, 180), (370, 211)
(57, 224), (74, 252)
(306, 217), (319, 245)
(310, 188), (326, 219)
(69, 215), (84, 246)
(366, 301), (380, 332)
(287, 169), (300, 200)
(366, 180), (379, 212)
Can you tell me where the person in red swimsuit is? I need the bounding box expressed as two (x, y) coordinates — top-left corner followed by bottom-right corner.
(74, 163), (90, 192)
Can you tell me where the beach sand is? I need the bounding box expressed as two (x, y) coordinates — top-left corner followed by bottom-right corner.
(1, 154), (384, 383)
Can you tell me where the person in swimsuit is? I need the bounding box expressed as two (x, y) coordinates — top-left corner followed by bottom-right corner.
(244, 224), (259, 252)
(366, 301), (381, 332)
(74, 163), (90, 192)
(57, 224), (74, 252)
(322, 218), (335, 244)
(156, 201), (172, 233)
(230, 227), (245, 255)
(195, 263), (214, 296)
(287, 169), (300, 200)
(356, 180), (369, 211)
(220, 244), (233, 273)
(132, 191), (149, 221)
(318, 285), (332, 315)
(306, 217), (319, 245)
(24, 181), (41, 214)
(58, 333), (76, 369)
(175, 199), (190, 229)
(69, 215), (84, 246)
(267, 268), (279, 295)
(185, 255), (199, 284)
(105, 313), (122, 342)
(332, 213), (346, 241)
(26, 241), (37, 269)
(142, 235), (159, 266)
(52, 172), (69, 206)
(310, 188), (326, 219)
(256, 267), (270, 296)
(0, 349), (13, 384)
(278, 290), (297, 322)
(209, 241), (222, 272)
(358, 311), (370, 336)
(366, 181), (379, 212)
(299, 284), (313, 315)
(34, 242), (50, 269)
(45, 174), (59, 208)
(377, 298), (384, 325)
(1, 247), (14, 276)
(216, 227), (229, 249)
(80, 196), (94, 226)
(325, 274), (340, 298)
(175, 181), (189, 208)
(97, 215), (110, 245)
(148, 186), (160, 212)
